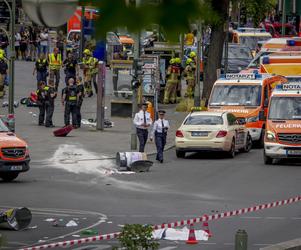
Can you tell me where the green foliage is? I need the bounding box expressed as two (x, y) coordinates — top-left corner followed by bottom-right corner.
(113, 224), (159, 250)
(241, 0), (277, 26)
(80, 0), (218, 40)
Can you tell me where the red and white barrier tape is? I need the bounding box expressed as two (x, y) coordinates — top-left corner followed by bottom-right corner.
(20, 195), (301, 250)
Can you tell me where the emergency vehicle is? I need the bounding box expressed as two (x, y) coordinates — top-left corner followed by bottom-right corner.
(230, 28), (272, 51)
(264, 81), (301, 164)
(208, 72), (287, 146)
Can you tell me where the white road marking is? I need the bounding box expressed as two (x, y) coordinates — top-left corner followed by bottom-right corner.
(224, 243), (235, 245)
(265, 217), (286, 220)
(291, 217), (301, 220)
(240, 216), (262, 219)
(159, 247), (177, 250)
(253, 243), (271, 246)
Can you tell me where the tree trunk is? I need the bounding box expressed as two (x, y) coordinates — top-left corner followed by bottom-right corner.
(202, 0), (230, 103)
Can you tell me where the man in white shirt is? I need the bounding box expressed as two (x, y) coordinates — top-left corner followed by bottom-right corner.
(133, 103), (153, 152)
(40, 29), (49, 56)
(150, 110), (170, 163)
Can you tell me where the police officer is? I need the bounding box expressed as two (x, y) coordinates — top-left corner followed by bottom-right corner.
(62, 77), (79, 127)
(133, 103), (153, 152)
(33, 53), (48, 87)
(36, 81), (47, 125)
(45, 79), (57, 128)
(63, 51), (78, 85)
(150, 110), (170, 163)
(76, 76), (85, 127)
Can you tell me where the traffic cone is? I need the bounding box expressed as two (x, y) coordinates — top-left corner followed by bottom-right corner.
(202, 216), (212, 238)
(186, 223), (198, 244)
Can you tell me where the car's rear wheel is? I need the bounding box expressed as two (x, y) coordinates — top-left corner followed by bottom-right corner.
(176, 150), (185, 158)
(263, 150), (274, 165)
(227, 139), (236, 158)
(242, 134), (252, 153)
(0, 173), (19, 182)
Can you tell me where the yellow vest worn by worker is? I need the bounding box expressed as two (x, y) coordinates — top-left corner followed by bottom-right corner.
(49, 53), (62, 70)
(82, 56), (96, 76)
(91, 57), (99, 75)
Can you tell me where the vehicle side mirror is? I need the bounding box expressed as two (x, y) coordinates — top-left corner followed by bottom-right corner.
(264, 99), (269, 107)
(259, 110), (266, 121)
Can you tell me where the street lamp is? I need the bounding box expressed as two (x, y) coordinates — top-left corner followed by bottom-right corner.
(22, 0), (78, 27)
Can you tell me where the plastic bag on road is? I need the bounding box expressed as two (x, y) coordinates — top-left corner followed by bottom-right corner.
(0, 207), (32, 231)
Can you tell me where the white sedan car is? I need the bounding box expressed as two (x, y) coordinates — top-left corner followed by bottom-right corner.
(175, 111), (252, 158)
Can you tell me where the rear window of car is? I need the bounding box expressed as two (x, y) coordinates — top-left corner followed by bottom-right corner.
(0, 117), (9, 132)
(184, 115), (223, 125)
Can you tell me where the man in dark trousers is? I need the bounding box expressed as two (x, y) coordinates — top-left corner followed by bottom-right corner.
(62, 77), (79, 128)
(36, 81), (47, 126)
(150, 110), (170, 163)
(45, 79), (57, 127)
(33, 53), (48, 88)
(133, 103), (153, 152)
(63, 51), (78, 85)
(76, 76), (84, 127)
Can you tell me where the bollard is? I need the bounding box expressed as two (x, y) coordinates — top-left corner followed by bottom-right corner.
(235, 229), (248, 250)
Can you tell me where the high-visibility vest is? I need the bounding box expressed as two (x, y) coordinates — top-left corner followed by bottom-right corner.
(49, 53), (62, 70)
(82, 56), (95, 75)
(91, 57), (99, 75)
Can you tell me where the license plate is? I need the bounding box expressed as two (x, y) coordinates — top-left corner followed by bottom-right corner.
(191, 131), (208, 137)
(287, 150), (301, 156)
(10, 165), (23, 171)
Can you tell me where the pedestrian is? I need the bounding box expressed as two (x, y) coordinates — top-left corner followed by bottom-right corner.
(39, 28), (49, 56)
(48, 47), (62, 91)
(91, 56), (99, 94)
(0, 53), (8, 98)
(76, 76), (85, 127)
(150, 110), (170, 163)
(15, 31), (21, 60)
(45, 79), (57, 128)
(33, 53), (48, 88)
(63, 51), (78, 85)
(20, 30), (28, 60)
(62, 77), (79, 128)
(183, 58), (195, 98)
(82, 49), (94, 97)
(56, 30), (65, 60)
(28, 26), (38, 61)
(133, 103), (153, 152)
(36, 81), (47, 125)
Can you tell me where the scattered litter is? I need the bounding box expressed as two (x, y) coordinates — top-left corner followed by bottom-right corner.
(72, 235), (81, 238)
(82, 217), (87, 220)
(81, 119), (114, 128)
(118, 224), (124, 228)
(52, 220), (65, 227)
(38, 240), (46, 243)
(107, 221), (113, 224)
(45, 218), (56, 222)
(66, 220), (78, 227)
(72, 218), (79, 221)
(28, 225), (38, 229)
(152, 227), (209, 241)
(80, 229), (98, 236)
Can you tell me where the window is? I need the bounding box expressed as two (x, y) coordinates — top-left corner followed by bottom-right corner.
(184, 115), (223, 125)
(227, 113), (237, 126)
(263, 86), (269, 107)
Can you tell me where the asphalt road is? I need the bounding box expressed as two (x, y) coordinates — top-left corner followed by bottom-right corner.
(0, 147), (300, 250)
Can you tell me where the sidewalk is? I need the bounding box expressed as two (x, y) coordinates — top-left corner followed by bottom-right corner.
(8, 61), (188, 161)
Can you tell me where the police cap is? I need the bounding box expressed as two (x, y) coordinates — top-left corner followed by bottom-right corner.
(158, 110), (166, 114)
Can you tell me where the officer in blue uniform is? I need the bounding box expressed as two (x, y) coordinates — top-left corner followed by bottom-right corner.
(150, 110), (170, 163)
(133, 103), (153, 152)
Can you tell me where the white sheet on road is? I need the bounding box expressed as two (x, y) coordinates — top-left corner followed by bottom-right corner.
(152, 226), (209, 241)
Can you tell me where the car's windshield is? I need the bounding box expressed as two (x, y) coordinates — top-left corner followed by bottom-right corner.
(184, 115), (223, 125)
(209, 85), (262, 106)
(0, 118), (9, 132)
(228, 46), (252, 59)
(239, 36), (271, 50)
(269, 97), (301, 120)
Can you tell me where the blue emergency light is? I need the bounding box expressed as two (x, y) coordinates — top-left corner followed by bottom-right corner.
(287, 40), (296, 46)
(262, 56), (270, 64)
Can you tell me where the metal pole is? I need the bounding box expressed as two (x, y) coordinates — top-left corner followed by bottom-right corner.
(79, 6), (85, 59)
(194, 22), (202, 106)
(282, 0), (286, 36)
(96, 61), (105, 130)
(131, 32), (140, 150)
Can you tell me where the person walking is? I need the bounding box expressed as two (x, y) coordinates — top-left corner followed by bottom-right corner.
(150, 110), (170, 163)
(63, 51), (78, 85)
(62, 78), (79, 128)
(56, 30), (65, 60)
(20, 30), (28, 60)
(33, 53), (48, 88)
(45, 79), (57, 128)
(76, 76), (84, 127)
(0, 54), (8, 98)
(163, 58), (181, 104)
(82, 49), (94, 97)
(133, 103), (153, 152)
(48, 47), (62, 91)
(14, 31), (21, 60)
(36, 81), (48, 125)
